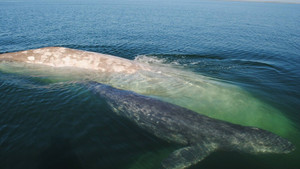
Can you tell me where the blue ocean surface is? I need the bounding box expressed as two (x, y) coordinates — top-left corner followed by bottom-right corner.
(0, 0), (300, 169)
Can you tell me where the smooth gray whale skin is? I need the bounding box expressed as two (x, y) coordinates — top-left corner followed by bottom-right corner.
(86, 82), (295, 169)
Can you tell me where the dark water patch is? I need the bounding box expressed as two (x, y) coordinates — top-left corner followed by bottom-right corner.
(192, 151), (297, 169)
(0, 74), (173, 169)
(37, 137), (83, 169)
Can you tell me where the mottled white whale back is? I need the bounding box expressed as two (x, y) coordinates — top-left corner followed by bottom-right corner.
(0, 47), (150, 74)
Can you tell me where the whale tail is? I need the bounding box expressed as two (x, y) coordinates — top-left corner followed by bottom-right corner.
(160, 128), (296, 169)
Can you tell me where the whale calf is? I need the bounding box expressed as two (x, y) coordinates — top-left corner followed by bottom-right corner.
(86, 82), (295, 169)
(0, 47), (150, 74)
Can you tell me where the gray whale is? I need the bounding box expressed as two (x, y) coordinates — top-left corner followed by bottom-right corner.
(86, 82), (295, 169)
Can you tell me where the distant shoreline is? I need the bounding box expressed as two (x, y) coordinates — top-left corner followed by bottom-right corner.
(0, 0), (299, 5)
(222, 0), (300, 4)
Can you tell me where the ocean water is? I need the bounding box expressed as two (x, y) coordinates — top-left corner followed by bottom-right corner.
(0, 0), (300, 169)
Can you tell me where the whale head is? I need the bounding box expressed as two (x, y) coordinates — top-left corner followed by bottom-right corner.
(235, 127), (295, 154)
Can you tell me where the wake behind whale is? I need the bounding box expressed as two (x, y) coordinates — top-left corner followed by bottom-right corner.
(86, 81), (295, 169)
